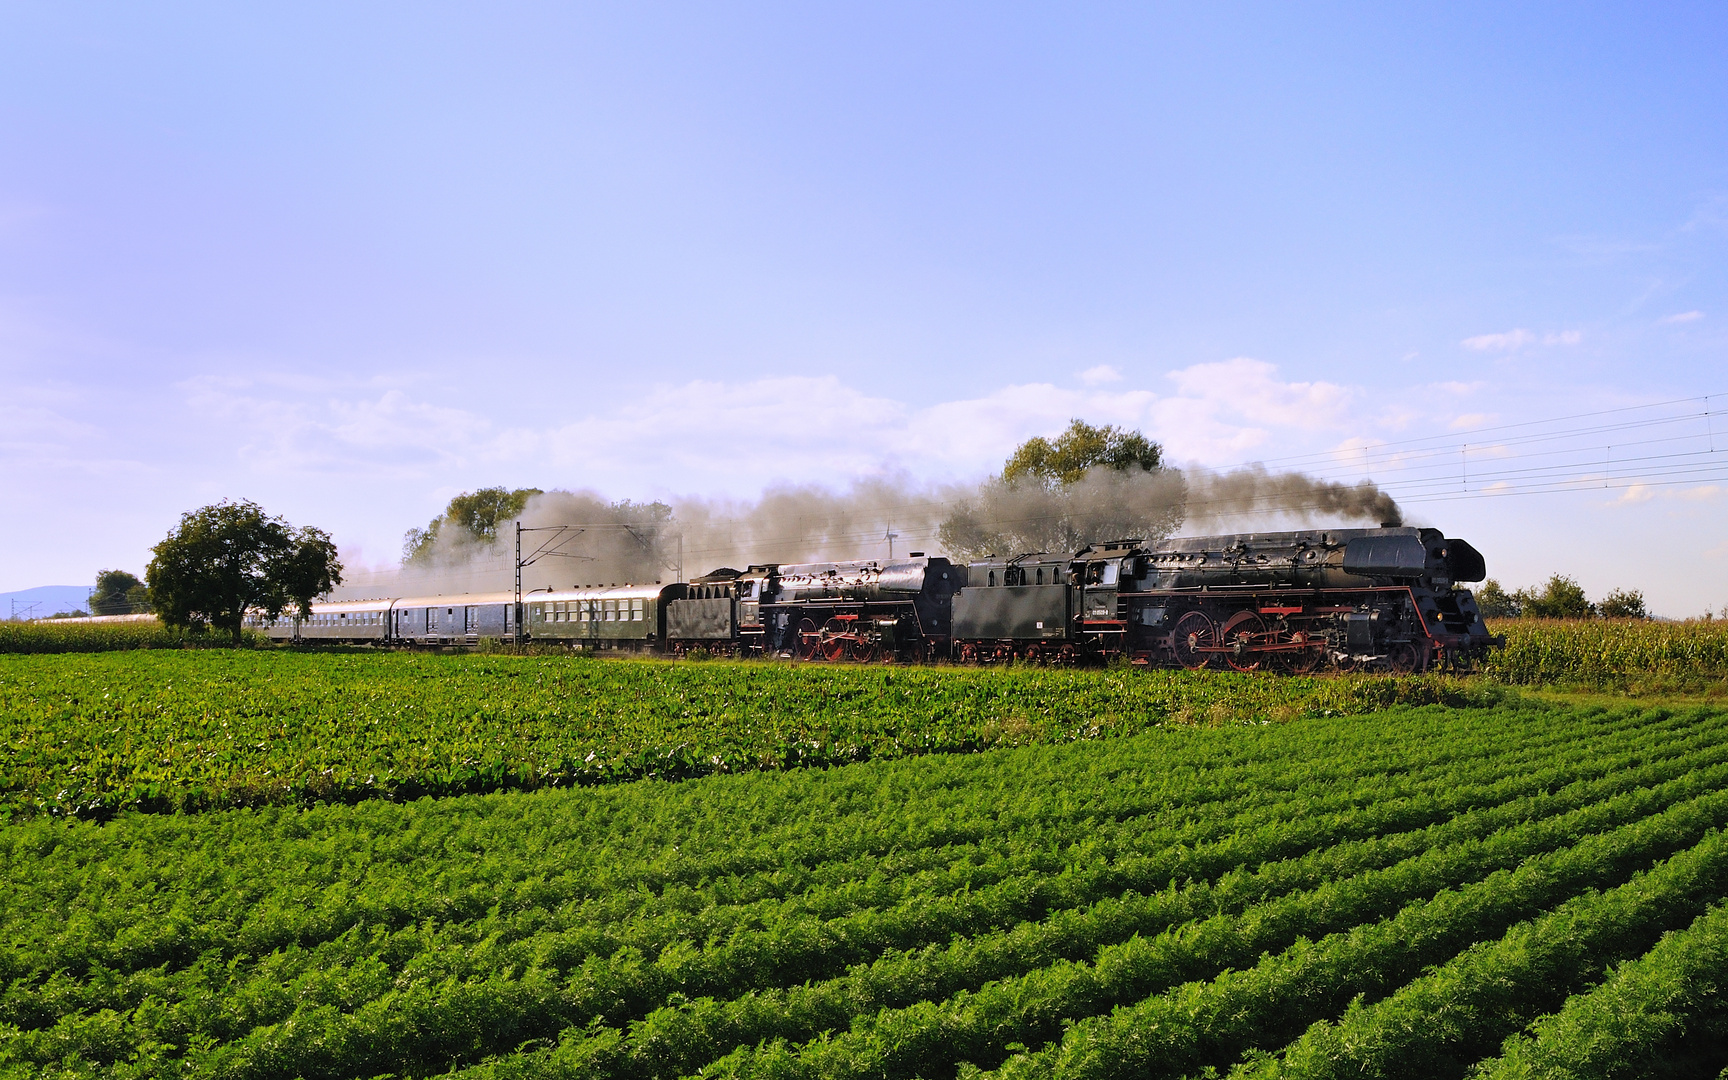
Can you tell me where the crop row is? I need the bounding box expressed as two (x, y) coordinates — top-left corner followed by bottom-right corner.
(1, 650), (1511, 818)
(6, 703), (1725, 1080)
(1474, 900), (1728, 1080)
(9, 696), (1628, 990)
(445, 751), (1728, 1080)
(973, 789), (1728, 1080)
(4, 699), (1627, 1037)
(1236, 830), (1728, 1080)
(4, 698), (1672, 990)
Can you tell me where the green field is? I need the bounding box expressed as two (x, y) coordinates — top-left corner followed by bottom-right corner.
(1483, 617), (1728, 690)
(0, 652), (1507, 819)
(5, 697), (1727, 1079)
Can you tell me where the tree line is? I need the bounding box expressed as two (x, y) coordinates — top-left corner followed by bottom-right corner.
(1475, 575), (1648, 620)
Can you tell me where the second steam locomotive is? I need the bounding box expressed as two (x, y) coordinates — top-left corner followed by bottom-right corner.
(263, 524), (1503, 672)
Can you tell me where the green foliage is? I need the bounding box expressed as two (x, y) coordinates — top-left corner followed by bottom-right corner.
(0, 652), (1503, 818)
(404, 486), (545, 563)
(1475, 578), (1518, 619)
(1001, 419), (1164, 488)
(1597, 586), (1649, 620)
(1519, 573), (1596, 619)
(90, 570), (149, 616)
(1474, 576), (1651, 621)
(145, 500), (342, 642)
(1475, 902), (1728, 1079)
(4, 700), (1728, 1079)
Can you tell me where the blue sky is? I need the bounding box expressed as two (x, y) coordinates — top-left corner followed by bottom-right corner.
(3, 3), (1725, 614)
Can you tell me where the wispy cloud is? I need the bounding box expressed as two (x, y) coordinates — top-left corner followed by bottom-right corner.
(1078, 364), (1122, 386)
(1460, 328), (1581, 351)
(1461, 329), (1535, 352)
(1659, 310), (1704, 324)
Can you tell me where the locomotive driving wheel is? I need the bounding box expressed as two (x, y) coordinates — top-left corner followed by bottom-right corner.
(1387, 641), (1428, 674)
(850, 637), (878, 663)
(1279, 630), (1324, 674)
(820, 617), (852, 662)
(1170, 611), (1216, 670)
(795, 618), (821, 661)
(1220, 611), (1268, 673)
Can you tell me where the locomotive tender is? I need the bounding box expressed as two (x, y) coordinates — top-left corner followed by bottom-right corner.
(256, 525), (1501, 672)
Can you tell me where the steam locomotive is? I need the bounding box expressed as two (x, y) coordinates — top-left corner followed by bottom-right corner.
(259, 524), (1502, 672)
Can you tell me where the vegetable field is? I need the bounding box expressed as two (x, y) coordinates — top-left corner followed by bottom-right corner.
(5, 698), (1728, 1079)
(0, 652), (1504, 818)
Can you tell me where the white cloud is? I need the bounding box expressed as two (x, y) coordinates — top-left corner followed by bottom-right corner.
(1461, 329), (1535, 352)
(1078, 364), (1122, 386)
(1461, 328), (1580, 351)
(1449, 413), (1492, 430)
(1659, 310), (1704, 324)
(1431, 381), (1484, 396)
(166, 360), (1369, 496)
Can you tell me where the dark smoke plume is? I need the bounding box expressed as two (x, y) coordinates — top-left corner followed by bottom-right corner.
(333, 465), (1401, 598)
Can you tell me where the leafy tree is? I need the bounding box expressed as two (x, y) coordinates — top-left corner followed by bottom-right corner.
(90, 569), (149, 615)
(147, 500), (342, 643)
(1597, 587), (1648, 619)
(1519, 574), (1596, 619)
(1474, 578), (1519, 619)
(404, 486), (543, 564)
(1002, 420), (1164, 487)
(940, 421), (1180, 560)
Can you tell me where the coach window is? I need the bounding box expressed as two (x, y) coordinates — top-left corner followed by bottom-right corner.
(632, 598), (644, 621)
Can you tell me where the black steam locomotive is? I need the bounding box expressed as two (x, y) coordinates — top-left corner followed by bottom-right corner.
(263, 524), (1502, 672)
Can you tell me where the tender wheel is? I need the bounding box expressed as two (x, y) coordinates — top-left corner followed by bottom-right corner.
(1170, 611), (1215, 670)
(1220, 611), (1267, 673)
(796, 618), (821, 660)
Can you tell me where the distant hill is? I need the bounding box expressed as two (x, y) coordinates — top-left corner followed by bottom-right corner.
(0, 585), (95, 620)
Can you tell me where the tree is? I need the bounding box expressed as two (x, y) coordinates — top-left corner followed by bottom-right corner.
(1474, 578), (1519, 619)
(1002, 420), (1164, 487)
(939, 421), (1181, 560)
(1597, 587), (1648, 619)
(90, 569), (149, 615)
(1520, 574), (1595, 619)
(146, 500), (342, 643)
(404, 486), (543, 564)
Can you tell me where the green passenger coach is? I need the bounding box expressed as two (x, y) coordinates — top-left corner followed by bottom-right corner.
(526, 583), (687, 650)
